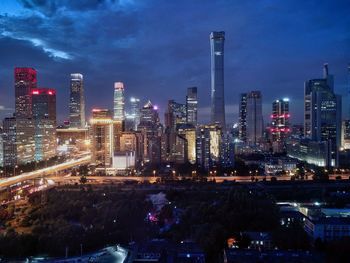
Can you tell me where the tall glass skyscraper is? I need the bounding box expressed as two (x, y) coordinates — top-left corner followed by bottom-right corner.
(210, 31), (225, 128)
(32, 88), (57, 161)
(14, 67), (36, 165)
(15, 67), (37, 118)
(69, 73), (85, 128)
(186, 87), (198, 126)
(113, 82), (125, 121)
(246, 91), (263, 145)
(130, 97), (140, 130)
(304, 64), (342, 167)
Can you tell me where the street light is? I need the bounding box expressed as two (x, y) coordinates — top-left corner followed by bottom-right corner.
(13, 165), (18, 176)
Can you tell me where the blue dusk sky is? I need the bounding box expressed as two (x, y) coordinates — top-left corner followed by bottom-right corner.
(0, 0), (349, 124)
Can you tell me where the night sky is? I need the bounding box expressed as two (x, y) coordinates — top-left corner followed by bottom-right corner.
(0, 0), (349, 124)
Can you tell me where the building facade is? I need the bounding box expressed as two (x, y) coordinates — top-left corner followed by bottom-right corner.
(304, 65), (342, 167)
(69, 73), (85, 128)
(186, 87), (198, 126)
(246, 91), (263, 145)
(238, 93), (247, 142)
(210, 31), (225, 128)
(271, 98), (290, 152)
(32, 88), (57, 161)
(90, 109), (114, 168)
(113, 82), (125, 121)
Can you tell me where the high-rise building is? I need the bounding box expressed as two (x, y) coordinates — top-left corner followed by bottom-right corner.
(210, 31), (225, 128)
(90, 109), (114, 168)
(113, 82), (125, 121)
(165, 100), (187, 132)
(69, 73), (85, 128)
(186, 87), (198, 125)
(130, 97), (140, 130)
(246, 91), (263, 145)
(14, 67), (36, 165)
(178, 126), (196, 164)
(238, 93), (247, 142)
(304, 64), (342, 167)
(15, 68), (37, 118)
(270, 98), (290, 152)
(2, 117), (17, 168)
(32, 88), (57, 161)
(220, 132), (235, 168)
(138, 101), (162, 163)
(341, 120), (350, 150)
(196, 124), (222, 170)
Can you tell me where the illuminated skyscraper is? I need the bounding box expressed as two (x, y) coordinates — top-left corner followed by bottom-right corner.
(238, 93), (247, 142)
(130, 97), (140, 130)
(210, 31), (225, 128)
(113, 82), (125, 121)
(186, 87), (198, 125)
(90, 109), (114, 168)
(196, 124), (222, 170)
(15, 67), (37, 118)
(138, 101), (161, 163)
(32, 88), (57, 161)
(69, 73), (85, 128)
(165, 100), (187, 132)
(246, 91), (263, 145)
(14, 67), (36, 164)
(304, 64), (342, 167)
(2, 117), (17, 168)
(270, 98), (290, 152)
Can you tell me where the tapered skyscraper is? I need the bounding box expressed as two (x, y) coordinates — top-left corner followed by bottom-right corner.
(210, 31), (225, 128)
(69, 73), (85, 128)
(113, 82), (125, 121)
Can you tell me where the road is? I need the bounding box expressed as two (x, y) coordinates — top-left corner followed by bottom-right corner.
(49, 173), (347, 185)
(49, 174), (304, 184)
(0, 155), (91, 189)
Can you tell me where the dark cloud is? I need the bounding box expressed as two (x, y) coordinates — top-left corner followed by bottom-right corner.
(0, 0), (349, 124)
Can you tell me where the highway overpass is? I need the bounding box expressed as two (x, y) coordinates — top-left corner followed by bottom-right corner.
(0, 155), (91, 189)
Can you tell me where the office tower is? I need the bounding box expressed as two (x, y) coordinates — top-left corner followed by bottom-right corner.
(304, 64), (342, 167)
(341, 120), (350, 150)
(114, 82), (125, 121)
(270, 98), (290, 152)
(186, 87), (198, 125)
(165, 100), (187, 132)
(2, 117), (17, 168)
(238, 93), (247, 141)
(120, 131), (143, 164)
(178, 126), (196, 164)
(196, 124), (222, 170)
(246, 91), (263, 145)
(138, 101), (161, 163)
(90, 109), (114, 168)
(32, 88), (57, 161)
(15, 68), (37, 118)
(69, 73), (85, 128)
(130, 97), (140, 130)
(220, 132), (235, 168)
(210, 31), (225, 128)
(15, 67), (36, 164)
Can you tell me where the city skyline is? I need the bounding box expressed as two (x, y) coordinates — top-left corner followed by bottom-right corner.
(0, 1), (349, 124)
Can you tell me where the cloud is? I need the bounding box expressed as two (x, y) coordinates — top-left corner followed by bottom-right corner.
(0, 0), (349, 123)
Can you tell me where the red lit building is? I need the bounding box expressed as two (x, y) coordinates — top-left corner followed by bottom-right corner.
(270, 98), (290, 152)
(15, 67), (37, 118)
